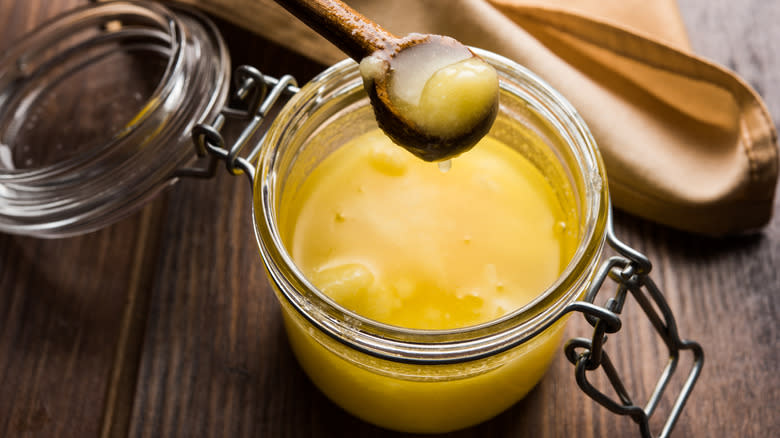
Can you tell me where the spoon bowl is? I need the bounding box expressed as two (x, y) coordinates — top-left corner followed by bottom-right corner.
(273, 0), (499, 161)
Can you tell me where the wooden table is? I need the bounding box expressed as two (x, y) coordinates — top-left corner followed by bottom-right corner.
(0, 1), (777, 436)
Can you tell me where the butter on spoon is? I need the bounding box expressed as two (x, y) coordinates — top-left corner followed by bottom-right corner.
(273, 0), (499, 162)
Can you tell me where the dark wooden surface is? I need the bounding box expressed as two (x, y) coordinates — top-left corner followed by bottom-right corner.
(0, 1), (777, 437)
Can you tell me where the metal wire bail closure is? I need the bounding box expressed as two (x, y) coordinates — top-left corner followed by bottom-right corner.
(193, 68), (702, 437)
(563, 211), (704, 438)
(182, 66), (299, 184)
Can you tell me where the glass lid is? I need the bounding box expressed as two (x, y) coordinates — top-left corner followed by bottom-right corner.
(0, 1), (230, 237)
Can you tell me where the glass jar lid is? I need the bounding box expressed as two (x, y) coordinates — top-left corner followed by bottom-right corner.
(0, 1), (230, 237)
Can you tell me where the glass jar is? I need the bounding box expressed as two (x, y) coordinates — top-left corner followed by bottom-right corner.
(254, 53), (607, 433)
(0, 2), (702, 437)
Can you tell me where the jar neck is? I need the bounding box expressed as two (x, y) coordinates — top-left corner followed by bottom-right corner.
(254, 53), (609, 364)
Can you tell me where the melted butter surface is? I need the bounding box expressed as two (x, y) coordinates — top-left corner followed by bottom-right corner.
(281, 129), (576, 330)
(391, 57), (498, 139)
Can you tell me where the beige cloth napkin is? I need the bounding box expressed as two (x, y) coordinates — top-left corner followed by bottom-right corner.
(176, 0), (778, 236)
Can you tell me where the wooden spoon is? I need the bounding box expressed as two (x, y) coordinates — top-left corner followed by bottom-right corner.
(273, 0), (499, 162)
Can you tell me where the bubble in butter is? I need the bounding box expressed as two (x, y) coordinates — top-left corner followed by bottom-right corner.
(278, 129), (578, 432)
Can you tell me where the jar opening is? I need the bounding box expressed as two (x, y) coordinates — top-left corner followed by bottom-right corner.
(254, 50), (609, 363)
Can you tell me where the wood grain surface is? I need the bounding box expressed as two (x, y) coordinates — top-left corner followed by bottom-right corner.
(0, 1), (777, 437)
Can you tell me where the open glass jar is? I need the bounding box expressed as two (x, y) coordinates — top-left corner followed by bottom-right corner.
(255, 52), (608, 433)
(0, 2), (702, 437)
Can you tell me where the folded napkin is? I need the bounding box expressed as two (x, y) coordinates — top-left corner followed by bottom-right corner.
(175, 0), (778, 236)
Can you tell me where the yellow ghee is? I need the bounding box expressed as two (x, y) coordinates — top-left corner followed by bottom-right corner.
(278, 129), (578, 432)
(359, 40), (499, 160)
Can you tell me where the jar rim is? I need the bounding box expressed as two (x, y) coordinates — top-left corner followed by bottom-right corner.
(0, 1), (230, 237)
(254, 50), (610, 363)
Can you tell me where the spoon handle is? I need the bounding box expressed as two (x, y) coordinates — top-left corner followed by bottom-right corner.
(272, 0), (397, 61)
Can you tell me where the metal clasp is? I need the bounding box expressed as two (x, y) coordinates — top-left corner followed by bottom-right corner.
(177, 66), (299, 184)
(563, 211), (704, 437)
